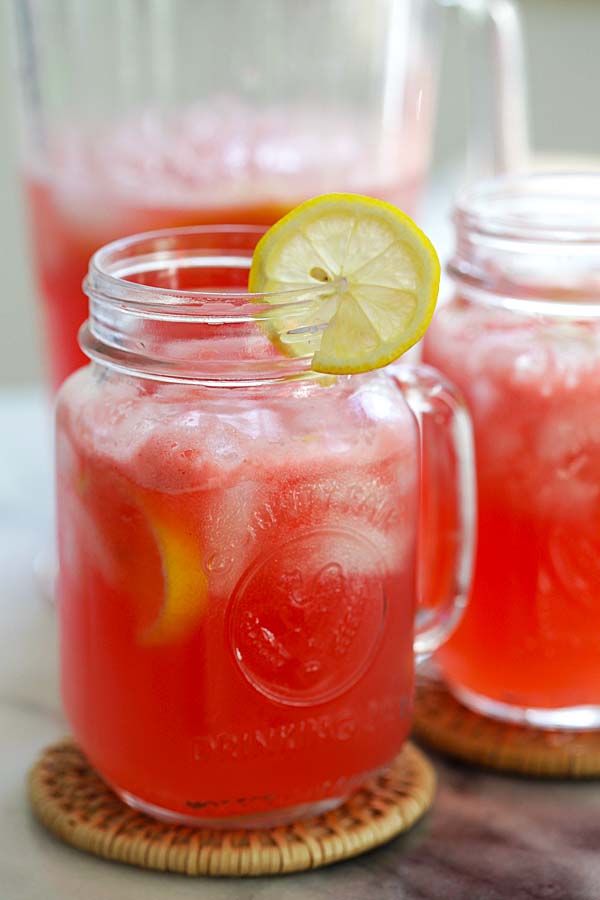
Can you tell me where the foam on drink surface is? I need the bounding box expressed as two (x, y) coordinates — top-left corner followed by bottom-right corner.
(425, 301), (600, 516)
(32, 104), (425, 228)
(58, 369), (418, 596)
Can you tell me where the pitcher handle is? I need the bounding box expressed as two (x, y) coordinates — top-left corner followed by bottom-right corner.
(391, 364), (476, 660)
(442, 0), (530, 175)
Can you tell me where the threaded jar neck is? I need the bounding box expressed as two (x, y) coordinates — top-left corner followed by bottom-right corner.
(449, 172), (600, 318)
(81, 225), (330, 385)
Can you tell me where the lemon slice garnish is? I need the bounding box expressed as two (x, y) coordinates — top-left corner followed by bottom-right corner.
(249, 193), (440, 374)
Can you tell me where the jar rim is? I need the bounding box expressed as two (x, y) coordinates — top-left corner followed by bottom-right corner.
(454, 171), (600, 244)
(85, 224), (329, 317)
(81, 224), (335, 384)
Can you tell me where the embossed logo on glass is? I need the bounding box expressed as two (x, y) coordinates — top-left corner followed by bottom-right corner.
(228, 529), (386, 705)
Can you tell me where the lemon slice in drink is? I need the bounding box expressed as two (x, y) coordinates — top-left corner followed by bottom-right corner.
(249, 193), (440, 374)
(143, 516), (208, 645)
(138, 498), (208, 645)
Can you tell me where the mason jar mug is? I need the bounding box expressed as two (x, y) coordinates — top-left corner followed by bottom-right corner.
(55, 225), (475, 825)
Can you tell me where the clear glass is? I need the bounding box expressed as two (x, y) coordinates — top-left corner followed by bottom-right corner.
(55, 226), (475, 827)
(13, 0), (528, 389)
(423, 172), (600, 730)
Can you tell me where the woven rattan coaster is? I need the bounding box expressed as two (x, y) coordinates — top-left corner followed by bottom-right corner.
(28, 739), (435, 876)
(414, 675), (600, 778)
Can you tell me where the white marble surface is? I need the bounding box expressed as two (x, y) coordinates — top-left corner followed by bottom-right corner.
(5, 389), (600, 900)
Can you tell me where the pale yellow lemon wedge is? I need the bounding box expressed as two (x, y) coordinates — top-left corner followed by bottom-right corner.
(248, 193), (440, 374)
(141, 505), (208, 646)
(75, 463), (208, 645)
(134, 495), (208, 644)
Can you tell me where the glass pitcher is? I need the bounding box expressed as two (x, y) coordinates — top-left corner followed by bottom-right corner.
(55, 225), (475, 826)
(13, 0), (528, 389)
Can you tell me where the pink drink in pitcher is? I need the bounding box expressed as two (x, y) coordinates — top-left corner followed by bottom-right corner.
(26, 110), (425, 388)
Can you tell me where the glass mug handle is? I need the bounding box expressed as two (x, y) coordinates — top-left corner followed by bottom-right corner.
(441, 0), (530, 175)
(391, 364), (476, 660)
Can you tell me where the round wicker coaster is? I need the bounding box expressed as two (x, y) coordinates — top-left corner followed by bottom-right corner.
(28, 739), (435, 876)
(414, 676), (600, 778)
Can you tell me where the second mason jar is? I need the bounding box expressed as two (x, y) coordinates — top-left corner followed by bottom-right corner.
(424, 173), (600, 729)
